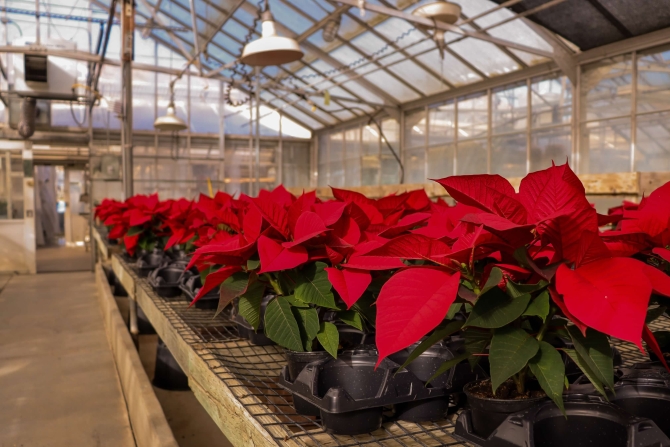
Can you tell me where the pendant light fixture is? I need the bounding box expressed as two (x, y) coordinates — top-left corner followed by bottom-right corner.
(240, 1), (303, 67)
(322, 14), (342, 43)
(154, 81), (187, 132)
(412, 1), (461, 59)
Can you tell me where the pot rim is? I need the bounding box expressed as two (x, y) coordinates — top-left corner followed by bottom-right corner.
(463, 380), (548, 404)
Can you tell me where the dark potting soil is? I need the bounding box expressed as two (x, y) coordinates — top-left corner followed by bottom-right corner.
(468, 379), (546, 400)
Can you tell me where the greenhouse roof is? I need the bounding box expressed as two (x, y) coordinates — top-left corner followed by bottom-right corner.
(4, 0), (670, 132)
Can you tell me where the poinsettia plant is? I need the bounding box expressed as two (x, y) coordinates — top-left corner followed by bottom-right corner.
(189, 185), (439, 357)
(356, 162), (670, 410)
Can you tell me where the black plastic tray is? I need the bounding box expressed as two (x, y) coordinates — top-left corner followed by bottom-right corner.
(179, 273), (219, 310)
(148, 265), (188, 298)
(278, 347), (458, 435)
(233, 295), (275, 346)
(455, 394), (670, 447)
(135, 249), (169, 278)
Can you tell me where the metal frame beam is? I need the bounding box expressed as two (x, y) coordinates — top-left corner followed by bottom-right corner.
(333, 0), (554, 58)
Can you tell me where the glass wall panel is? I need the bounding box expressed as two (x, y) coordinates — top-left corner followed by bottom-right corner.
(404, 108), (426, 149)
(428, 102), (455, 146)
(225, 140), (252, 196)
(458, 94), (489, 139)
(405, 147), (426, 184)
(581, 55), (632, 122)
(637, 45), (670, 114)
(344, 127), (361, 187)
(318, 133), (329, 187)
(530, 127), (572, 172)
(531, 75), (572, 128)
(427, 145), (454, 180)
(636, 111), (670, 172)
(491, 133), (526, 177)
(283, 142), (311, 188)
(580, 118), (631, 174)
(457, 139), (488, 174)
(362, 125), (381, 186)
(492, 83), (527, 134)
(329, 132), (345, 187)
(381, 119), (400, 185)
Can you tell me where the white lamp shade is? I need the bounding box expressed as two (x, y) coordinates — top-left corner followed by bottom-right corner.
(154, 105), (187, 132)
(413, 1), (461, 26)
(241, 16), (303, 66)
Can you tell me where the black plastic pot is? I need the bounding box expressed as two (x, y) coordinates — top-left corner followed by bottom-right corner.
(611, 362), (670, 436)
(285, 350), (332, 416)
(388, 340), (484, 421)
(455, 393), (669, 447)
(321, 311), (375, 350)
(234, 295), (275, 346)
(179, 273), (221, 310)
(462, 381), (547, 440)
(148, 266), (186, 298)
(278, 347), (455, 435)
(135, 249), (168, 277)
(152, 337), (189, 390)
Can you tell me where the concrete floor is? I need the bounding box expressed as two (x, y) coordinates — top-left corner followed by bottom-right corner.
(115, 297), (233, 447)
(36, 245), (92, 273)
(0, 272), (135, 447)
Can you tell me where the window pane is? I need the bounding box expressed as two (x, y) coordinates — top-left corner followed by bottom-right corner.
(427, 145), (454, 180)
(318, 133), (328, 187)
(428, 102), (455, 146)
(492, 133), (526, 178)
(531, 75), (572, 128)
(381, 119), (400, 185)
(404, 108), (426, 149)
(457, 139), (487, 174)
(344, 127), (361, 186)
(458, 94), (488, 140)
(329, 132), (344, 187)
(637, 45), (670, 114)
(579, 118), (631, 173)
(636, 111), (670, 172)
(530, 127), (572, 172)
(581, 55), (632, 121)
(492, 83), (528, 134)
(225, 141), (251, 196)
(362, 125), (380, 186)
(0, 156), (7, 219)
(282, 143), (311, 188)
(405, 147), (426, 184)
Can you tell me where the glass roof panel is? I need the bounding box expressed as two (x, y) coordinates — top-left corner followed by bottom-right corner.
(337, 81), (384, 104)
(416, 49), (483, 86)
(450, 38), (520, 77)
(268, 0), (313, 35)
(374, 17), (423, 47)
(357, 70), (421, 102)
(386, 60), (447, 95)
(485, 20), (553, 53)
(509, 49), (551, 67)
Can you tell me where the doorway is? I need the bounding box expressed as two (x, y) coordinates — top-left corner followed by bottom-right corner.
(34, 164), (92, 273)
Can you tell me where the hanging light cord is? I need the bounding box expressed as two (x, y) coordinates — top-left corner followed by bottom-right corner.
(225, 0), (266, 107)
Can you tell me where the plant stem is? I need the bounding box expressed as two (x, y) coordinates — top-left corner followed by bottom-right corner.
(514, 370), (526, 394)
(263, 273), (283, 296)
(536, 306), (557, 342)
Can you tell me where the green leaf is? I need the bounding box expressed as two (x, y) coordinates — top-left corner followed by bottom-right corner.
(217, 272), (251, 316)
(523, 290), (550, 321)
(264, 297), (304, 351)
(464, 328), (492, 369)
(480, 267), (503, 296)
(646, 306), (667, 324)
(567, 326), (614, 391)
(398, 320), (464, 373)
(465, 287), (532, 329)
(464, 303), (473, 313)
(317, 322), (339, 358)
(238, 282), (265, 330)
(426, 352), (470, 385)
(529, 341), (565, 413)
(489, 326), (539, 393)
(199, 266), (213, 286)
(338, 310), (364, 331)
(506, 280), (548, 298)
(563, 348), (607, 398)
(246, 259), (260, 271)
(278, 271), (299, 295)
(292, 306), (320, 351)
(126, 226), (144, 237)
(284, 295), (309, 308)
(294, 262), (338, 309)
(446, 303), (463, 320)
